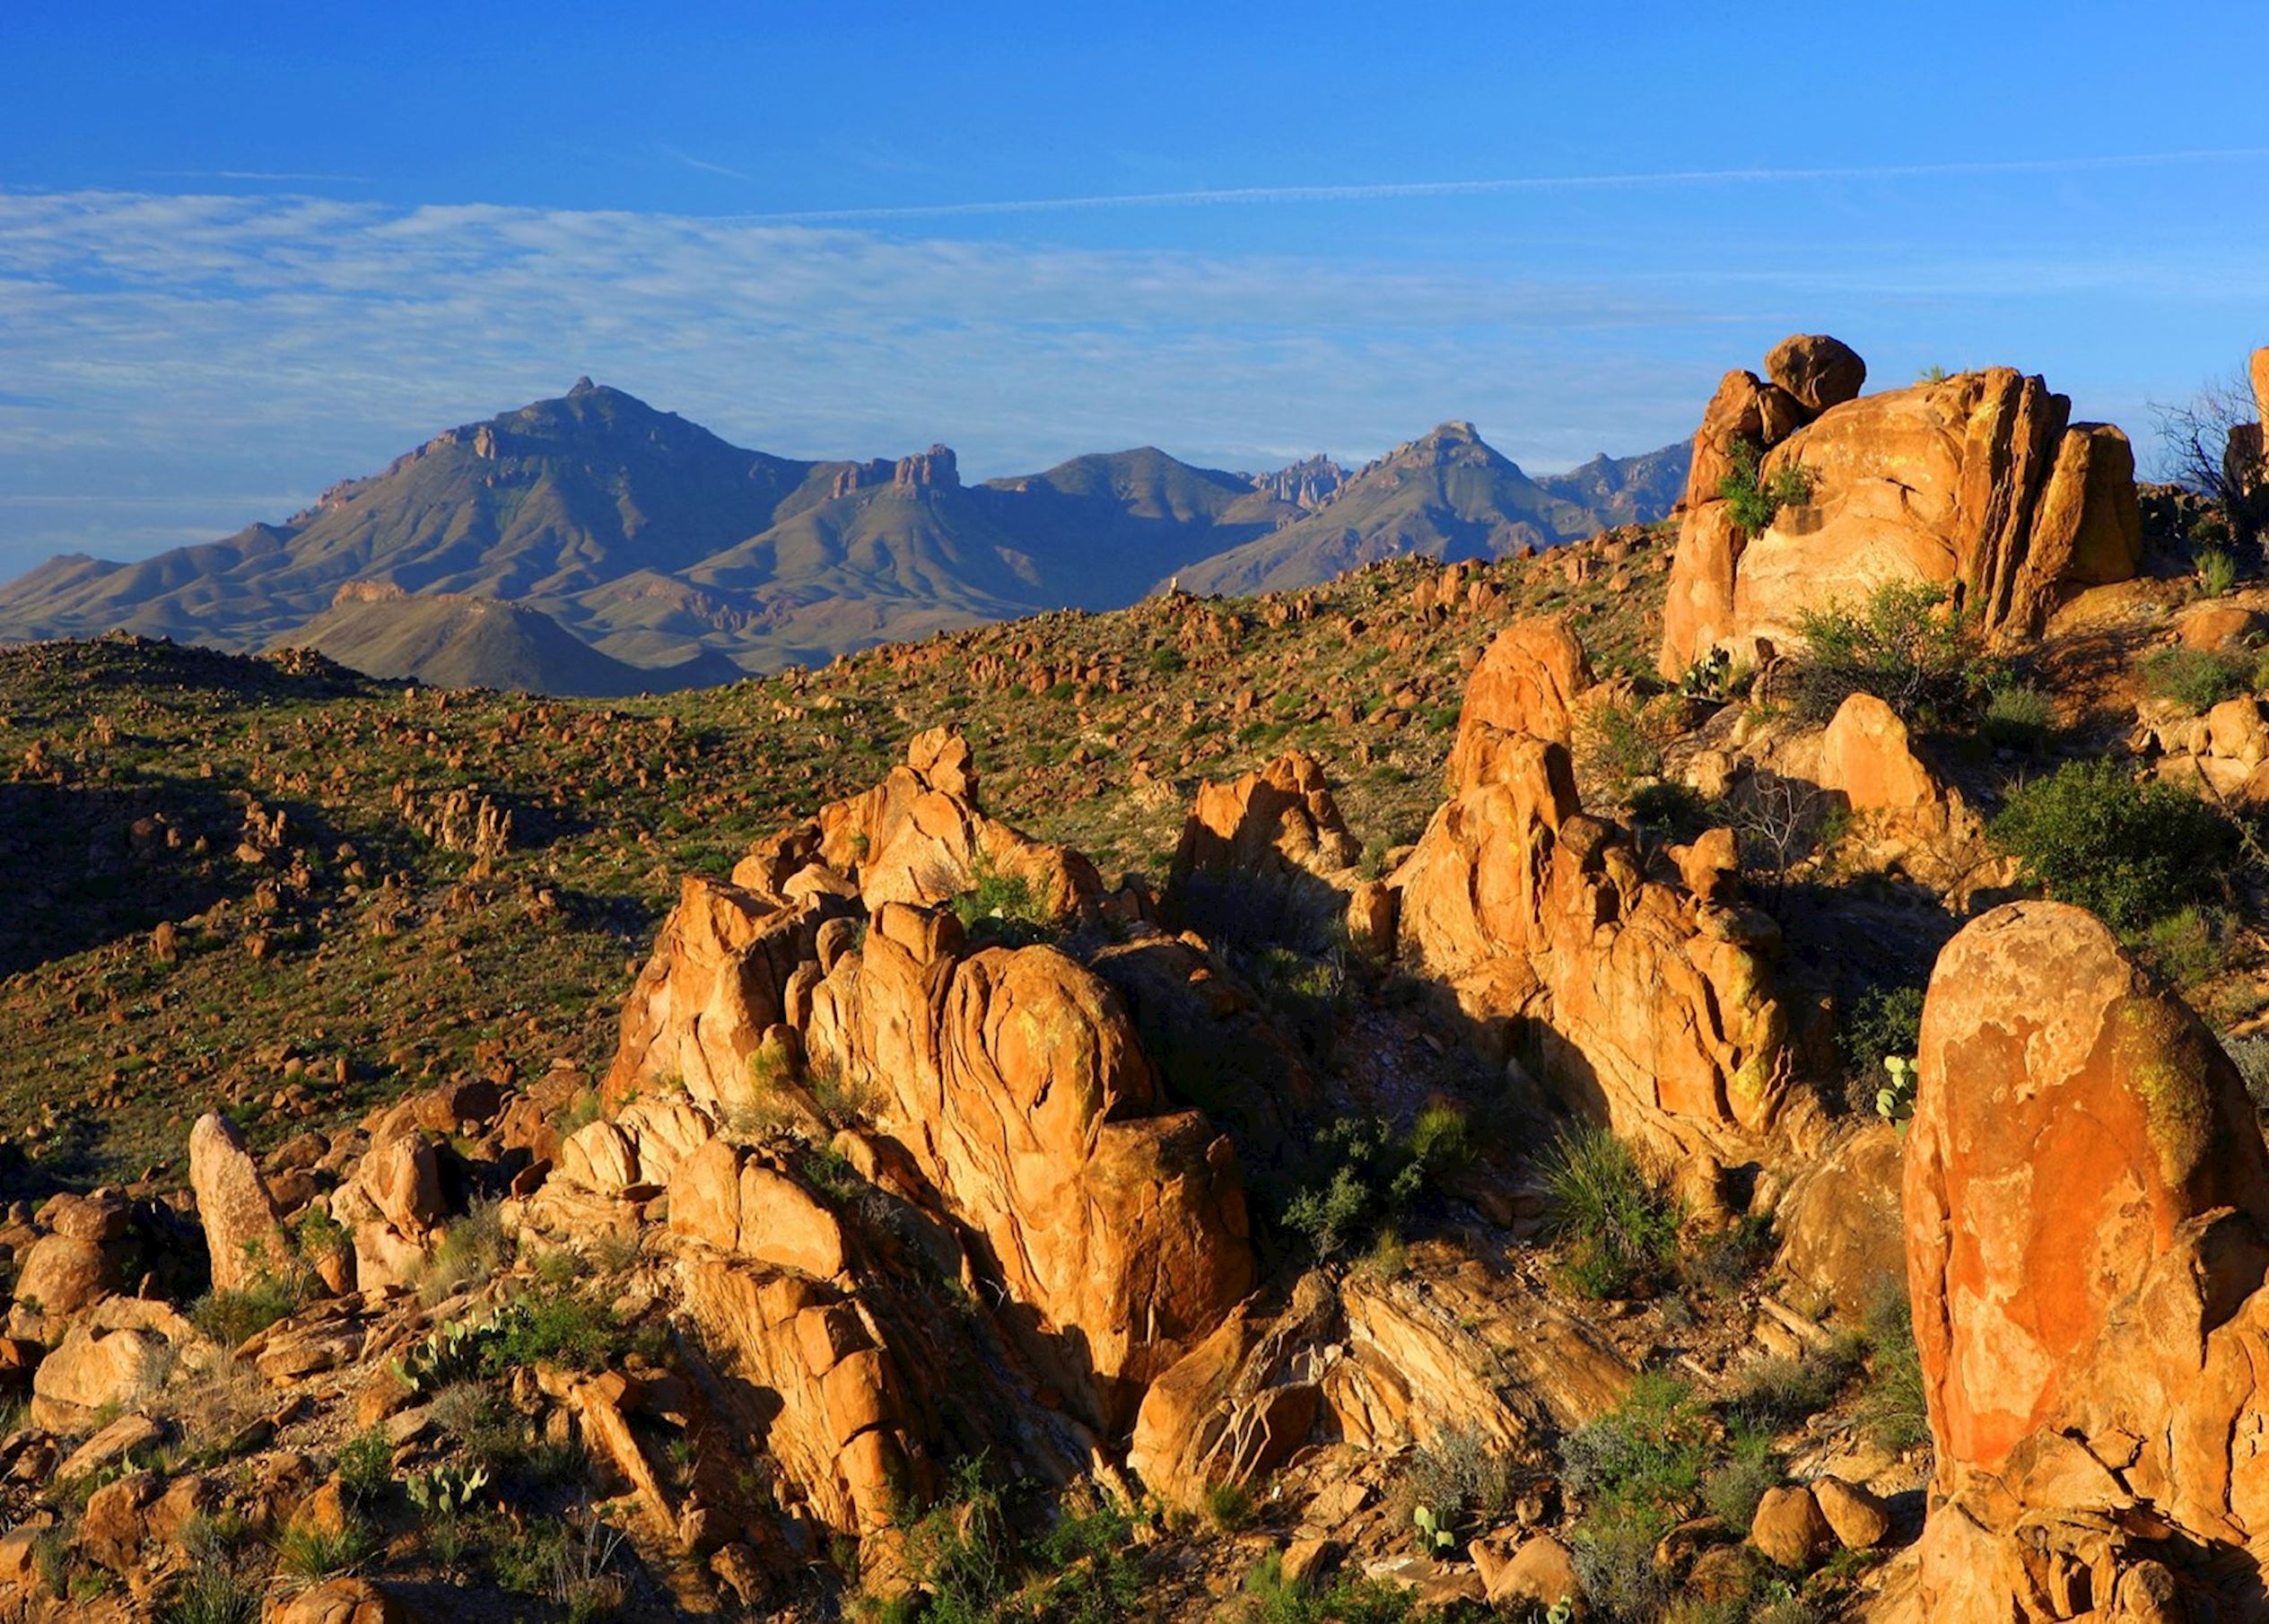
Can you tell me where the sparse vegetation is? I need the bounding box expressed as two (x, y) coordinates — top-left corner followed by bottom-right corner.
(1719, 441), (1814, 539)
(1539, 1125), (1680, 1298)
(1788, 580), (1988, 726)
(2138, 645), (2251, 714)
(1280, 1104), (1470, 1260)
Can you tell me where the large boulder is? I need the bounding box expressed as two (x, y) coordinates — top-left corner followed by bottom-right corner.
(803, 911), (1253, 1426)
(1765, 333), (1867, 414)
(1167, 751), (1364, 949)
(1662, 346), (2141, 676)
(189, 1112), (290, 1293)
(1905, 901), (2269, 1612)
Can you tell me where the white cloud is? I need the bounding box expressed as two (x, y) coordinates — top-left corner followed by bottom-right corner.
(0, 183), (2256, 579)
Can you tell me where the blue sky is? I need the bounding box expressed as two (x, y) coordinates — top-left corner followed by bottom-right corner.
(2, 1), (2265, 580)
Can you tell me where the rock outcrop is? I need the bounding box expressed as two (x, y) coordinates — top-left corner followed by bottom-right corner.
(606, 731), (1255, 1442)
(1662, 338), (2142, 676)
(1392, 617), (1814, 1168)
(188, 1112), (290, 1293)
(1905, 900), (2269, 1616)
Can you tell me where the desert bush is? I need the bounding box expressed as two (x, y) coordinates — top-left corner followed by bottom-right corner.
(1539, 1126), (1680, 1298)
(416, 1198), (511, 1306)
(1240, 1551), (1420, 1624)
(1787, 581), (1988, 726)
(948, 852), (1058, 945)
(1203, 1479), (1257, 1532)
(1403, 1424), (1518, 1529)
(1698, 1428), (1781, 1534)
(1718, 441), (1811, 539)
(2226, 1035), (2269, 1112)
(2138, 645), (2250, 714)
(1857, 1279), (1929, 1454)
(274, 1515), (376, 1585)
(336, 1428), (393, 1506)
(1979, 683), (2055, 752)
(1989, 758), (2234, 931)
(2141, 906), (2224, 991)
(1573, 691), (1675, 807)
(1560, 1371), (1709, 1512)
(1279, 1105), (1470, 1260)
(2198, 546), (2239, 598)
(1837, 982), (1924, 1095)
(189, 1269), (311, 1349)
(1724, 1345), (1861, 1432)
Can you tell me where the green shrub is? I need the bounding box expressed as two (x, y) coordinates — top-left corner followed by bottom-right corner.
(274, 1515), (376, 1583)
(1837, 982), (1924, 1092)
(1989, 758), (2234, 931)
(1403, 1425), (1517, 1530)
(190, 1270), (311, 1349)
(949, 853), (1059, 942)
(1279, 1107), (1470, 1261)
(2138, 645), (2250, 714)
(1699, 1428), (1781, 1534)
(416, 1199), (511, 1306)
(1724, 1345), (1861, 1431)
(1559, 1371), (1709, 1515)
(1573, 692), (1672, 807)
(1857, 1279), (1929, 1453)
(2141, 906), (2223, 991)
(1241, 1553), (1418, 1624)
(336, 1428), (393, 1506)
(1788, 581), (1988, 726)
(2198, 546), (2238, 598)
(1203, 1479), (1257, 1532)
(1979, 683), (2055, 752)
(1539, 1126), (1680, 1298)
(1719, 441), (1779, 538)
(2226, 1035), (2269, 1112)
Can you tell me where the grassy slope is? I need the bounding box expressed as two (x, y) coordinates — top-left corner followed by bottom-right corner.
(0, 526), (1671, 1191)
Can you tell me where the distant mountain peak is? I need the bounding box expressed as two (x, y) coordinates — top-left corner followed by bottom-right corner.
(569, 375), (598, 395)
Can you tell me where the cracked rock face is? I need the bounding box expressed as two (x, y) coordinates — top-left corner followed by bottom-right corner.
(1903, 900), (2269, 1617)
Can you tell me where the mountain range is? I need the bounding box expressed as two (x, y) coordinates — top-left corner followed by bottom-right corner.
(0, 380), (1685, 691)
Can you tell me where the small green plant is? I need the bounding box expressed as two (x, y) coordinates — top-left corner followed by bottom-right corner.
(1204, 1478), (1257, 1532)
(2138, 645), (2251, 714)
(1411, 1503), (1454, 1554)
(950, 851), (1058, 940)
(335, 1428), (393, 1506)
(1979, 683), (2055, 752)
(2198, 546), (2238, 598)
(1677, 646), (1733, 702)
(1875, 1055), (1918, 1124)
(1990, 758), (2234, 932)
(1403, 1424), (1516, 1531)
(1719, 441), (1779, 538)
(1573, 690), (1674, 808)
(1699, 1427), (1781, 1535)
(405, 1462), (491, 1519)
(1917, 363), (1950, 383)
(1857, 1279), (1930, 1453)
(1837, 982), (1924, 1096)
(1278, 1106), (1469, 1260)
(1539, 1125), (1680, 1298)
(416, 1198), (511, 1306)
(274, 1515), (376, 1584)
(1789, 580), (1988, 726)
(189, 1269), (312, 1348)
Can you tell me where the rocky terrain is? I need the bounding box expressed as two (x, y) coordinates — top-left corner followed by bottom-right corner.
(0, 336), (2265, 1623)
(0, 384), (1684, 685)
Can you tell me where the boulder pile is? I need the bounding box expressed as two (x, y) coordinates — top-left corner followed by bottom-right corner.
(1662, 336), (2142, 677)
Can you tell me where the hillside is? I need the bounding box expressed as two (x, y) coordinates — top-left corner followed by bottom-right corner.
(1167, 421), (1680, 596)
(276, 587), (746, 696)
(0, 388), (1683, 687)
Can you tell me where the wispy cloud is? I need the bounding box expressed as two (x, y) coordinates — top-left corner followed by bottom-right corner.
(142, 170), (372, 184)
(730, 147), (2269, 223)
(0, 179), (2255, 579)
(657, 145), (753, 182)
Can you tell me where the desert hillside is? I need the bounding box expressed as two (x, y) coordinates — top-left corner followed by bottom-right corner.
(1, 336), (2267, 1624)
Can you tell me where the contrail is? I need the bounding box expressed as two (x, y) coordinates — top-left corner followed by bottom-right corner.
(726, 147), (2269, 224)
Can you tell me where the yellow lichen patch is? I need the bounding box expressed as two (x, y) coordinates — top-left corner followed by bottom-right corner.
(2111, 995), (2214, 1191)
